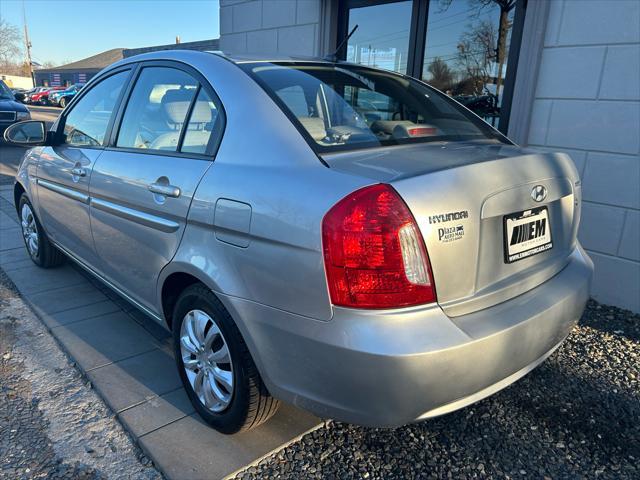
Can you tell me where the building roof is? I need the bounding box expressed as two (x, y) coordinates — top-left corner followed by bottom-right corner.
(123, 39), (219, 58)
(36, 48), (125, 73)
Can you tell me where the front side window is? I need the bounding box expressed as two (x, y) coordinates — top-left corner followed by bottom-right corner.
(117, 67), (198, 152)
(245, 62), (506, 152)
(63, 70), (129, 147)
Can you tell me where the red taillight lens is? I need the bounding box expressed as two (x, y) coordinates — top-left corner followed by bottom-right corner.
(407, 126), (437, 137)
(322, 184), (436, 309)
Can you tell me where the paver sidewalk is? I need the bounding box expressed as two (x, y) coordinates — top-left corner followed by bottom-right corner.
(0, 184), (320, 480)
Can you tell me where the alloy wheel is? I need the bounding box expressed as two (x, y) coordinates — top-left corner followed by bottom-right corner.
(20, 203), (39, 258)
(179, 309), (234, 412)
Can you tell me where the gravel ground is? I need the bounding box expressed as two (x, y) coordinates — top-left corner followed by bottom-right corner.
(0, 269), (162, 480)
(236, 301), (639, 480)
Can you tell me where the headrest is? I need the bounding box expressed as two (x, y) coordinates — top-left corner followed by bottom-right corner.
(190, 100), (213, 124)
(298, 117), (326, 141)
(161, 89), (213, 124)
(161, 89), (191, 123)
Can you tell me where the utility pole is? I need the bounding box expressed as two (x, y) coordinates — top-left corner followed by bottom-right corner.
(22, 0), (35, 87)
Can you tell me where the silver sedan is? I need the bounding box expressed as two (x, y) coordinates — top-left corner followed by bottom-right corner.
(4, 50), (593, 434)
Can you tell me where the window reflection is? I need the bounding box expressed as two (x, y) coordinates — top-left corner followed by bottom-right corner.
(422, 0), (515, 125)
(346, 1), (413, 74)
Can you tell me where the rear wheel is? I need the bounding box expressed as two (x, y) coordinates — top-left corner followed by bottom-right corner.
(172, 284), (279, 434)
(18, 194), (65, 268)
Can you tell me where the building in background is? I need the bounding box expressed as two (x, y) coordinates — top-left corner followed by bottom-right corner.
(0, 75), (33, 89)
(34, 48), (125, 87)
(34, 38), (220, 87)
(123, 38), (219, 58)
(220, 0), (640, 311)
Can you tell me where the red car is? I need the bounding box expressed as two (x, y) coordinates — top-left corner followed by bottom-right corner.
(29, 86), (65, 105)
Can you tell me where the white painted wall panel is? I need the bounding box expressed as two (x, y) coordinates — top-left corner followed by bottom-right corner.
(525, 0), (640, 311)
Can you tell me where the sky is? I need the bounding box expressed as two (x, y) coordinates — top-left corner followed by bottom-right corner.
(1, 0), (220, 66)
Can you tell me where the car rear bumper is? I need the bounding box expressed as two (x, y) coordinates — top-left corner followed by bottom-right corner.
(221, 245), (593, 427)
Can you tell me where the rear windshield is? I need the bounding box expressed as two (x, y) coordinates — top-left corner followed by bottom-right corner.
(242, 62), (507, 153)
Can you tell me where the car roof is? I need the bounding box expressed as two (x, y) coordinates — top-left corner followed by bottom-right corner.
(206, 51), (412, 78)
(208, 51), (336, 65)
(105, 49), (405, 80)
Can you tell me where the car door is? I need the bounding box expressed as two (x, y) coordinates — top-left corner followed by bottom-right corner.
(89, 63), (224, 312)
(36, 68), (132, 267)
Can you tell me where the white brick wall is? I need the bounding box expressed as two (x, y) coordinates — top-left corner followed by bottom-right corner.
(527, 0), (640, 312)
(219, 0), (322, 56)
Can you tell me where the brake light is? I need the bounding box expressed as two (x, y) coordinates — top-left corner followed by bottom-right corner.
(322, 184), (436, 309)
(407, 126), (437, 137)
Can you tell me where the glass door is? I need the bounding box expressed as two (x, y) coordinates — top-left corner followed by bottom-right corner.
(344, 1), (414, 75)
(337, 0), (525, 133)
(421, 0), (517, 126)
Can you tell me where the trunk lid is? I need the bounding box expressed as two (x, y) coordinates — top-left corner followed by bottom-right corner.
(323, 141), (582, 316)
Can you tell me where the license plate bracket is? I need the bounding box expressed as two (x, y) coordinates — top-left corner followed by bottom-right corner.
(503, 206), (553, 263)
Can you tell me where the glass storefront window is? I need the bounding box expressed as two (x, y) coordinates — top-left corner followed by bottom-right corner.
(422, 0), (516, 125)
(345, 1), (413, 75)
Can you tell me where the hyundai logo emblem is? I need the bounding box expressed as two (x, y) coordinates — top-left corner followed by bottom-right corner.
(531, 185), (547, 202)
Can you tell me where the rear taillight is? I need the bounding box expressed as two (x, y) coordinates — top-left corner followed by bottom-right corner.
(322, 184), (436, 309)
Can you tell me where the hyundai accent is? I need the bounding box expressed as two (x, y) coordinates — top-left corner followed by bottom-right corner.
(4, 50), (593, 434)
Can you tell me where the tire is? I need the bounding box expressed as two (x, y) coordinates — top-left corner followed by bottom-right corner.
(172, 284), (279, 434)
(39, 98), (47, 106)
(18, 194), (65, 268)
(59, 97), (66, 108)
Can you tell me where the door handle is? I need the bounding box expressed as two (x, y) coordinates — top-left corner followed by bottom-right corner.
(71, 167), (86, 177)
(148, 183), (181, 198)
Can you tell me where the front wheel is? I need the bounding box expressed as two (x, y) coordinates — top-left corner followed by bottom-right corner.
(172, 284), (279, 434)
(59, 97), (66, 108)
(18, 194), (65, 268)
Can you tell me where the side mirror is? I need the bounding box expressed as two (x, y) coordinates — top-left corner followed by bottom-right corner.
(3, 120), (47, 146)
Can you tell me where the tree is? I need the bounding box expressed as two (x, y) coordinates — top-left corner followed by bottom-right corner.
(0, 19), (22, 67)
(439, 0), (515, 101)
(427, 57), (454, 91)
(456, 20), (497, 96)
(40, 60), (59, 69)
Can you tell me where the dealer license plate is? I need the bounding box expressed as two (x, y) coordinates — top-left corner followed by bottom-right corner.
(504, 207), (553, 263)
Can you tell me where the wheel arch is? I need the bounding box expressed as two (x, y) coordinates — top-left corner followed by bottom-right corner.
(158, 260), (230, 328)
(157, 262), (273, 389)
(13, 181), (26, 214)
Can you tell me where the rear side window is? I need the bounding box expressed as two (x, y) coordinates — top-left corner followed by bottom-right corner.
(181, 89), (220, 155)
(116, 66), (223, 155)
(244, 62), (506, 153)
(63, 71), (129, 147)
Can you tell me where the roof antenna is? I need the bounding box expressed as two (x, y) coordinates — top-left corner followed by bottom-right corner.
(325, 24), (358, 63)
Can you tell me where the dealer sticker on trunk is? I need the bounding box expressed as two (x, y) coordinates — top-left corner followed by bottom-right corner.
(504, 207), (553, 263)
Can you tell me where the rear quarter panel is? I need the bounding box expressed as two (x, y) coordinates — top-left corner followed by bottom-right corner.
(155, 52), (368, 322)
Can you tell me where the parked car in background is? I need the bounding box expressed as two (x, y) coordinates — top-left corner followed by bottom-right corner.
(0, 80), (30, 135)
(49, 84), (84, 108)
(454, 94), (500, 125)
(4, 51), (592, 435)
(29, 86), (65, 105)
(10, 88), (28, 103)
(23, 87), (47, 104)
